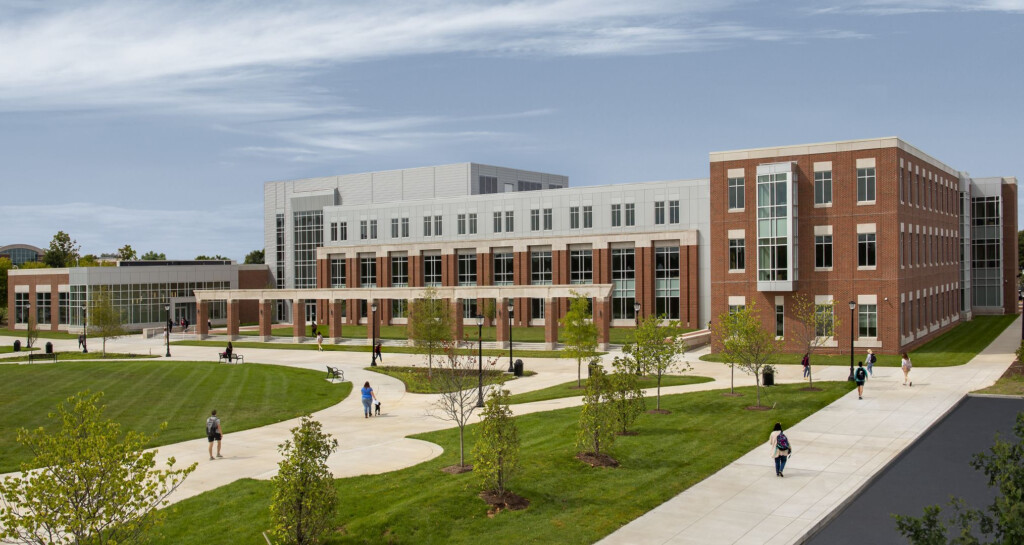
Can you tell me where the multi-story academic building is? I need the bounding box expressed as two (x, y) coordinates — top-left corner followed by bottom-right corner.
(710, 137), (1018, 354)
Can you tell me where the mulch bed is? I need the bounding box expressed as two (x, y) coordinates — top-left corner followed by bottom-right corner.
(441, 464), (473, 474)
(647, 409), (671, 415)
(576, 452), (619, 468)
(744, 405), (773, 411)
(480, 490), (530, 513)
(1000, 360), (1023, 378)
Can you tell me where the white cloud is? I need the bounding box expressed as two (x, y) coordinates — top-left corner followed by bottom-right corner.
(809, 0), (1024, 15)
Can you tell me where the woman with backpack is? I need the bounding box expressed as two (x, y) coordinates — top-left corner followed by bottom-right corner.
(801, 353), (810, 380)
(901, 352), (913, 386)
(855, 361), (868, 399)
(769, 422), (792, 477)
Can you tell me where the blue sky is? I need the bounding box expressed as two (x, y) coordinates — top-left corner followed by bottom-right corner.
(1, 0), (1021, 260)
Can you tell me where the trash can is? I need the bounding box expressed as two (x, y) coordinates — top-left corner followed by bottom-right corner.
(762, 369), (775, 387)
(513, 359), (524, 377)
(13, 340), (20, 352)
(588, 362), (600, 378)
(45, 342), (53, 354)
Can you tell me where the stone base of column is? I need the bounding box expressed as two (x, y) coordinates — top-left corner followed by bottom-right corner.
(197, 333), (208, 341)
(544, 341), (556, 351)
(293, 336), (306, 343)
(598, 342), (609, 352)
(497, 341), (510, 349)
(227, 334), (240, 342)
(256, 335), (270, 342)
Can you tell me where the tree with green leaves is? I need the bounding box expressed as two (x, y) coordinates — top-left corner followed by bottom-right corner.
(431, 340), (495, 469)
(608, 356), (646, 435)
(42, 230), (80, 268)
(473, 388), (520, 495)
(195, 254), (229, 261)
(117, 244), (137, 261)
(0, 391), (196, 545)
(269, 416), (338, 545)
(893, 411), (1024, 544)
(791, 294), (840, 388)
(408, 287), (454, 377)
(712, 302), (781, 407)
(244, 249), (265, 264)
(0, 256), (11, 307)
(560, 292), (599, 388)
(623, 313), (689, 412)
(88, 287), (128, 356)
(576, 364), (617, 462)
(140, 251), (166, 261)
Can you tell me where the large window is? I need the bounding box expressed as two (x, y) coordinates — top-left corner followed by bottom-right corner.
(624, 203), (635, 226)
(531, 298), (546, 320)
(570, 206), (580, 229)
(583, 205), (593, 228)
(36, 292), (51, 325)
(493, 211), (503, 233)
(58, 292), (69, 325)
(570, 249), (593, 284)
(392, 299), (408, 319)
(756, 172), (789, 282)
(814, 304), (834, 337)
(859, 304), (877, 337)
(611, 204), (621, 227)
(479, 175), (498, 194)
(468, 213), (477, 234)
(814, 170), (832, 205)
(655, 247), (680, 319)
(433, 215), (442, 236)
(530, 209), (540, 231)
(669, 200), (680, 223)
(729, 239), (745, 271)
(401, 217), (409, 237)
(543, 208), (552, 230)
(531, 250), (552, 285)
(493, 252), (514, 285)
(504, 211), (514, 232)
(458, 254), (477, 286)
(360, 257), (377, 288)
(458, 214), (467, 235)
(338, 222), (347, 241)
(972, 195), (1003, 307)
(858, 233), (876, 267)
(611, 248), (636, 319)
(330, 222), (338, 242)
(369, 220), (378, 239)
(462, 298), (479, 319)
(15, 292), (29, 324)
(391, 256), (409, 287)
(815, 235), (833, 269)
(423, 255), (442, 286)
(728, 177), (745, 210)
(654, 201), (665, 225)
(391, 218), (399, 238)
(330, 258), (346, 288)
(518, 180), (542, 191)
(293, 210), (323, 289)
(360, 220), (368, 240)
(857, 167), (876, 202)
(423, 216), (432, 237)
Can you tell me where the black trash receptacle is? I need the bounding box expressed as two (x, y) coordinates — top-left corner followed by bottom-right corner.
(513, 359), (524, 377)
(763, 369), (775, 386)
(45, 342), (53, 354)
(587, 362), (600, 378)
(13, 340), (20, 352)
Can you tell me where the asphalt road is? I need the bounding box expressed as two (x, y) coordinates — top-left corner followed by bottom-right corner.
(805, 395), (1024, 545)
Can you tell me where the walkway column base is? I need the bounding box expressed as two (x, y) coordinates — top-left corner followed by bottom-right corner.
(598, 342), (610, 352)
(545, 342), (556, 351)
(256, 336), (270, 342)
(292, 300), (306, 342)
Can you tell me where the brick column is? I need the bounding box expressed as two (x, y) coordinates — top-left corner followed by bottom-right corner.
(544, 297), (558, 350)
(196, 302), (209, 339)
(292, 300), (306, 340)
(347, 257), (360, 288)
(478, 250), (491, 326)
(409, 254), (423, 287)
(684, 245), (700, 328)
(258, 300), (273, 341)
(553, 249), (569, 323)
(226, 300), (240, 340)
(48, 284), (59, 332)
(637, 245), (655, 319)
(441, 254), (455, 286)
(595, 297), (611, 351)
(496, 297), (510, 349)
(452, 300), (464, 342)
(316, 257), (329, 328)
(377, 255), (390, 288)
(329, 300), (344, 342)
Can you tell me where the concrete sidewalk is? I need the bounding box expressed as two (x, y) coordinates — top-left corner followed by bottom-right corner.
(597, 316), (1021, 545)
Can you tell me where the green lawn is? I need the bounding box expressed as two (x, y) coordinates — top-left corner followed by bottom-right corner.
(0, 361), (351, 473)
(232, 324), (674, 345)
(700, 315), (1018, 368)
(174, 339), (572, 359)
(974, 375), (1024, 396)
(2, 351), (159, 362)
(507, 374), (715, 404)
(367, 365), (536, 394)
(0, 330), (118, 341)
(148, 381), (853, 545)
(0, 345), (37, 353)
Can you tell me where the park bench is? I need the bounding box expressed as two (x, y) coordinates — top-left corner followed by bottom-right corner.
(326, 366), (344, 383)
(28, 352), (57, 363)
(218, 352), (244, 364)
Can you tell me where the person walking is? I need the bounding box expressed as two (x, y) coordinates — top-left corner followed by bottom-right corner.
(360, 381), (378, 418)
(374, 342), (383, 364)
(316, 331), (324, 352)
(901, 352), (913, 386)
(768, 422), (792, 477)
(855, 361), (868, 399)
(206, 409), (223, 460)
(801, 353), (810, 380)
(865, 349), (876, 377)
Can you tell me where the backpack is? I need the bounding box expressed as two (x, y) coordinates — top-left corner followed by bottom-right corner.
(856, 368), (867, 381)
(206, 417), (218, 436)
(776, 432), (790, 452)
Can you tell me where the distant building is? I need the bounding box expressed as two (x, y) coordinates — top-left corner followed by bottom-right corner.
(0, 244), (44, 266)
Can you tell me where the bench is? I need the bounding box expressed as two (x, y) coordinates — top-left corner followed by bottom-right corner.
(218, 352), (244, 364)
(28, 352), (57, 363)
(326, 366), (344, 383)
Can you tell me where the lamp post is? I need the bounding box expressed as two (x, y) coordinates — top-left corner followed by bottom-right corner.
(370, 301), (378, 367)
(476, 314), (484, 408)
(848, 301), (856, 381)
(633, 301), (642, 374)
(81, 305), (88, 354)
(507, 302), (515, 372)
(164, 303), (171, 357)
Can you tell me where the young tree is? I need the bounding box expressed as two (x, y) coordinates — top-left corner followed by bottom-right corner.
(473, 388), (520, 495)
(269, 416), (339, 545)
(195, 254), (229, 261)
(431, 341), (495, 469)
(408, 287), (454, 377)
(791, 294), (840, 388)
(244, 249), (265, 264)
(25, 315), (38, 349)
(140, 251), (166, 261)
(576, 364), (617, 461)
(560, 292), (599, 388)
(0, 392), (196, 545)
(117, 244), (138, 261)
(608, 356), (646, 435)
(623, 313), (690, 411)
(0, 256), (12, 305)
(712, 302), (781, 408)
(88, 287), (128, 356)
(42, 230), (80, 268)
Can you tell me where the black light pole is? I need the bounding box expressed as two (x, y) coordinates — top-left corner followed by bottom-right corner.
(370, 301), (378, 367)
(81, 305), (88, 354)
(507, 302), (515, 372)
(476, 314), (484, 407)
(848, 301), (856, 381)
(164, 303), (171, 357)
(634, 301), (642, 374)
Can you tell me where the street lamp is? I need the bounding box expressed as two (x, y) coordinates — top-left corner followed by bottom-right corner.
(507, 302), (515, 372)
(476, 314), (484, 407)
(848, 301), (856, 381)
(633, 301), (642, 374)
(370, 301), (378, 367)
(81, 304), (88, 354)
(164, 303), (171, 357)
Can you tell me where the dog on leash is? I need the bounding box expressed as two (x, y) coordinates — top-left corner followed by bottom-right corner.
(374, 400), (381, 416)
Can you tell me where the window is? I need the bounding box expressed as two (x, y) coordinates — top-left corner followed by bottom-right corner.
(330, 258), (346, 288)
(370, 219), (378, 239)
(814, 171), (832, 205)
(58, 292), (69, 325)
(458, 254), (477, 286)
(728, 305), (745, 315)
(36, 292), (51, 325)
(543, 208), (552, 230)
(338, 222), (347, 241)
(611, 248), (636, 319)
(423, 255), (442, 286)
(654, 201), (666, 225)
(14, 292), (29, 324)
(570, 249), (593, 284)
(391, 218), (399, 238)
(360, 257), (377, 288)
(518, 180), (542, 191)
(583, 205), (593, 228)
(462, 298), (479, 319)
(531, 250), (552, 285)
(293, 210), (323, 289)
(756, 172), (789, 282)
(728, 177), (745, 209)
(423, 216), (432, 236)
(530, 209), (540, 231)
(669, 200), (680, 224)
(531, 298), (546, 320)
(457, 214), (467, 235)
(479, 175), (498, 194)
(625, 203), (635, 226)
(433, 216), (441, 236)
(655, 247), (680, 319)
(392, 299), (408, 319)
(611, 204), (621, 227)
(468, 213), (477, 234)
(504, 211), (513, 232)
(729, 239), (745, 271)
(814, 305), (834, 337)
(330, 222), (338, 241)
(401, 217), (409, 237)
(815, 235), (833, 269)
(391, 256), (409, 287)
(858, 233), (876, 267)
(570, 206), (580, 229)
(859, 304), (877, 337)
(493, 211), (503, 233)
(776, 304), (784, 338)
(493, 252), (514, 285)
(360, 220), (368, 240)
(857, 167), (876, 202)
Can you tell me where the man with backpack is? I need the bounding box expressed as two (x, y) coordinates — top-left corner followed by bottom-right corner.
(855, 361), (868, 399)
(206, 409), (223, 460)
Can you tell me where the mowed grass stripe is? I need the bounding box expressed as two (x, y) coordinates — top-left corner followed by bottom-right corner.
(0, 361), (351, 473)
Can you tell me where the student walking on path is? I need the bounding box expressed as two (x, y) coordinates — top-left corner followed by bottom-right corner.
(801, 353), (810, 380)
(769, 422), (792, 477)
(865, 349), (876, 377)
(206, 410), (223, 460)
(316, 331), (324, 352)
(361, 381), (378, 418)
(901, 352), (913, 386)
(374, 342), (383, 364)
(855, 361), (868, 399)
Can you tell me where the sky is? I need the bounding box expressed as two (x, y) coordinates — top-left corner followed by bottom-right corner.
(1, 0), (1022, 261)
